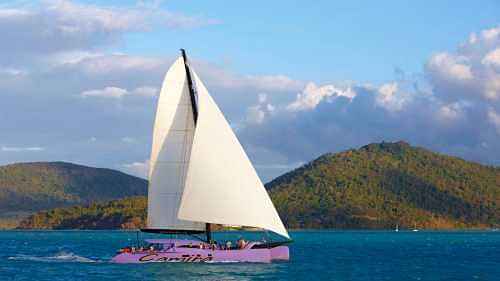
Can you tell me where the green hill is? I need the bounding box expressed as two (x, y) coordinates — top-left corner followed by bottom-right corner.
(17, 142), (500, 230)
(0, 162), (147, 221)
(17, 196), (147, 230)
(268, 141), (499, 229)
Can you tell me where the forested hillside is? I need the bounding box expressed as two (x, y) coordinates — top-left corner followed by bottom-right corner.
(268, 141), (499, 229)
(18, 142), (500, 230)
(18, 196), (147, 229)
(0, 162), (147, 218)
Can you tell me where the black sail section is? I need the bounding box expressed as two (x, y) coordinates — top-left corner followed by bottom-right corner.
(181, 49), (198, 125)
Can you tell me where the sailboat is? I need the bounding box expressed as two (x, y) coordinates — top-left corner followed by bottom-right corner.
(412, 222), (419, 232)
(112, 50), (291, 263)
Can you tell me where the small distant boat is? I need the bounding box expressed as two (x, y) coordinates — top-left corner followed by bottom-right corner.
(112, 50), (291, 263)
(412, 222), (419, 232)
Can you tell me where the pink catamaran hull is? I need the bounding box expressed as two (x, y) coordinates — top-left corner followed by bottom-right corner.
(111, 239), (289, 263)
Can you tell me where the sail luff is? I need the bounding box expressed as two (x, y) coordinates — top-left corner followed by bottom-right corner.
(145, 57), (204, 232)
(180, 50), (213, 242)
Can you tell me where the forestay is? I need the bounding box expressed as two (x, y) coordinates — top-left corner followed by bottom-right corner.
(147, 57), (205, 231)
(178, 69), (290, 239)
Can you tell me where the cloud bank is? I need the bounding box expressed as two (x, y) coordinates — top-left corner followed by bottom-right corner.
(238, 26), (500, 180)
(0, 1), (498, 181)
(0, 0), (219, 63)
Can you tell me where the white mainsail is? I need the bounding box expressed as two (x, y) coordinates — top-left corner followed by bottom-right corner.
(178, 68), (290, 239)
(147, 57), (204, 231)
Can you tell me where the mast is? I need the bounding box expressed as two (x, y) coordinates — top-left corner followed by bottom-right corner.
(180, 49), (212, 243)
(180, 49), (198, 125)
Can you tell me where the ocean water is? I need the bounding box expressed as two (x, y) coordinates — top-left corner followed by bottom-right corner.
(0, 230), (499, 281)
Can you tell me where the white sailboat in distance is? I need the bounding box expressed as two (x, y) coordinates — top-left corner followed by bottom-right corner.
(112, 49), (291, 263)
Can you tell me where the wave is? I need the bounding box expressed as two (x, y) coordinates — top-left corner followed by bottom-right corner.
(8, 251), (96, 263)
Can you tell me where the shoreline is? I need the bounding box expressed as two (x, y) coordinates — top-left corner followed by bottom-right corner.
(1, 228), (498, 232)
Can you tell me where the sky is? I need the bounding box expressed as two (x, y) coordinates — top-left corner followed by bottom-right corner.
(0, 0), (499, 181)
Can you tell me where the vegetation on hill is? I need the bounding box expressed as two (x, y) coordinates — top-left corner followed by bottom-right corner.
(268, 141), (499, 229)
(0, 162), (147, 217)
(17, 142), (500, 230)
(18, 196), (147, 229)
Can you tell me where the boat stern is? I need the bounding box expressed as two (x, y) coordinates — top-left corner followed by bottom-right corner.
(270, 246), (289, 261)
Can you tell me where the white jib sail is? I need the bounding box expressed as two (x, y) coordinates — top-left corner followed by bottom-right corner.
(178, 68), (290, 239)
(147, 57), (205, 231)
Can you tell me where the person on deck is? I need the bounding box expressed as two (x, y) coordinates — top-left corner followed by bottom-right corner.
(225, 241), (232, 250)
(237, 238), (247, 249)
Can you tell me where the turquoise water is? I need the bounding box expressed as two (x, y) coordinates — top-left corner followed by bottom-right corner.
(0, 230), (499, 280)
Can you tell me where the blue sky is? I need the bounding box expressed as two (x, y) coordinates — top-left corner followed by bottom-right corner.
(0, 0), (499, 181)
(112, 0), (500, 82)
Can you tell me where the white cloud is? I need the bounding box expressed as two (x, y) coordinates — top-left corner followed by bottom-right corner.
(375, 82), (409, 112)
(122, 160), (149, 178)
(427, 25), (500, 102)
(70, 54), (166, 75)
(462, 26), (500, 54)
(488, 108), (500, 134)
(484, 76), (500, 100)
(46, 50), (102, 65)
(80, 85), (158, 99)
(240, 26), (500, 172)
(0, 67), (27, 76)
(436, 102), (467, 124)
(246, 105), (266, 124)
(193, 61), (305, 93)
(287, 82), (356, 111)
(427, 53), (473, 81)
(46, 0), (148, 32)
(1, 146), (45, 152)
(0, 8), (32, 18)
(81, 86), (128, 98)
(0, 0), (220, 61)
(245, 93), (276, 124)
(482, 48), (500, 68)
(480, 27), (500, 42)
